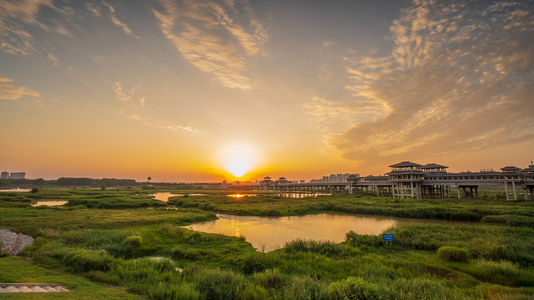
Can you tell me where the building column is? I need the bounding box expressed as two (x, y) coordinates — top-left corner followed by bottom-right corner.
(504, 182), (510, 201)
(457, 186), (461, 199)
(512, 181), (517, 200)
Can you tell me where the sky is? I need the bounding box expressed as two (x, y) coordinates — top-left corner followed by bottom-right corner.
(1, 0), (533, 182)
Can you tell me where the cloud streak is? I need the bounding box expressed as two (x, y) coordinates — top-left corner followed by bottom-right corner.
(118, 109), (205, 135)
(102, 1), (140, 39)
(325, 0), (534, 165)
(0, 77), (40, 100)
(112, 81), (145, 108)
(0, 0), (73, 64)
(153, 0), (268, 89)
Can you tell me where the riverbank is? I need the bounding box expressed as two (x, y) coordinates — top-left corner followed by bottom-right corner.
(0, 228), (33, 256)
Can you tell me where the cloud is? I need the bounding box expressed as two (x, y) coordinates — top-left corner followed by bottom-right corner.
(0, 0), (73, 59)
(0, 0), (53, 56)
(0, 77), (40, 100)
(325, 0), (534, 165)
(117, 109), (205, 135)
(153, 0), (268, 89)
(86, 3), (101, 17)
(102, 1), (140, 39)
(112, 81), (145, 107)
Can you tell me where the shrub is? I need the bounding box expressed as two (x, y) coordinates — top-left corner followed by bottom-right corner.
(62, 248), (116, 272)
(437, 246), (469, 262)
(124, 236), (143, 247)
(195, 268), (246, 300)
(327, 277), (381, 300)
(160, 224), (185, 237)
(238, 253), (271, 275)
(253, 268), (286, 289)
(242, 284), (269, 300)
(149, 281), (200, 300)
(283, 276), (328, 300)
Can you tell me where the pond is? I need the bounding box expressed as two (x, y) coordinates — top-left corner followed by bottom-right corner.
(152, 192), (205, 202)
(184, 213), (397, 252)
(0, 189), (31, 192)
(32, 201), (68, 207)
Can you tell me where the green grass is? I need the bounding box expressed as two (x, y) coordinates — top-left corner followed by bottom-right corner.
(0, 256), (142, 299)
(168, 192), (534, 224)
(1, 188), (534, 299)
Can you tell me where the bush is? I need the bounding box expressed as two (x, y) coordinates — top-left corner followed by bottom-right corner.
(253, 268), (286, 289)
(283, 276), (328, 300)
(327, 277), (382, 300)
(124, 236), (143, 247)
(437, 246), (469, 262)
(195, 268), (246, 300)
(61, 248), (116, 272)
(242, 284), (269, 300)
(149, 281), (200, 300)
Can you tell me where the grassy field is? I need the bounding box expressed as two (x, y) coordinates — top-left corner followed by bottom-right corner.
(0, 188), (533, 299)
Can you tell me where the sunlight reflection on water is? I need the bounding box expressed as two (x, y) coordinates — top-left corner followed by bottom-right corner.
(184, 213), (397, 252)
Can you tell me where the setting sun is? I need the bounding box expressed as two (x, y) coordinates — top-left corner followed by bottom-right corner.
(219, 143), (261, 179)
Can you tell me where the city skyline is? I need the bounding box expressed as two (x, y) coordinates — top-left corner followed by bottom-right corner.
(1, 0), (533, 182)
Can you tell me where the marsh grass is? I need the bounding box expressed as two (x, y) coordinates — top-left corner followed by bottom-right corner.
(1, 188), (534, 299)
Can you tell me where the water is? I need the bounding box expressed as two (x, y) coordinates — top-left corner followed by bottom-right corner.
(0, 189), (31, 192)
(32, 201), (68, 207)
(184, 213), (397, 252)
(227, 193), (331, 198)
(152, 192), (205, 202)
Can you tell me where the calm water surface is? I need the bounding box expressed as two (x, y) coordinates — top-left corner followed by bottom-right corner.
(0, 189), (31, 192)
(152, 192), (205, 202)
(32, 201), (68, 207)
(184, 214), (397, 252)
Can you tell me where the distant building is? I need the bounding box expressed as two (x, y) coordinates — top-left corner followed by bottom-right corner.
(310, 173), (358, 183)
(1, 172), (9, 180)
(9, 172), (26, 179)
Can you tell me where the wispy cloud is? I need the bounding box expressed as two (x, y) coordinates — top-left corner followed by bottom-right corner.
(153, 0), (268, 90)
(117, 109), (205, 135)
(102, 1), (140, 39)
(112, 81), (145, 108)
(86, 3), (101, 17)
(0, 0), (73, 62)
(0, 77), (40, 100)
(324, 0), (534, 165)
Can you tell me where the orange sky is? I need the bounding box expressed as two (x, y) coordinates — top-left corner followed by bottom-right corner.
(1, 0), (533, 182)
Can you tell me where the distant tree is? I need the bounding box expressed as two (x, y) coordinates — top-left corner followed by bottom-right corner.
(148, 177), (152, 183)
(101, 183), (106, 191)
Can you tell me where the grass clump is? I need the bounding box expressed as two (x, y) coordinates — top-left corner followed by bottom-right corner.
(327, 276), (382, 300)
(437, 246), (470, 262)
(195, 268), (247, 300)
(124, 235), (143, 247)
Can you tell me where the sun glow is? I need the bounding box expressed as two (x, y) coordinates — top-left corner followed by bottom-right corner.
(219, 143), (261, 179)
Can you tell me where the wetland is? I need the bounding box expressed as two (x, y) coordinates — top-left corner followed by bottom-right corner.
(0, 187), (533, 299)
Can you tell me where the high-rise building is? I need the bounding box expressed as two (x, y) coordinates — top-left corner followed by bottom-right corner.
(9, 172), (26, 179)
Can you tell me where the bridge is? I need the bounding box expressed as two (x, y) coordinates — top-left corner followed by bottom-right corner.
(244, 162), (534, 201)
